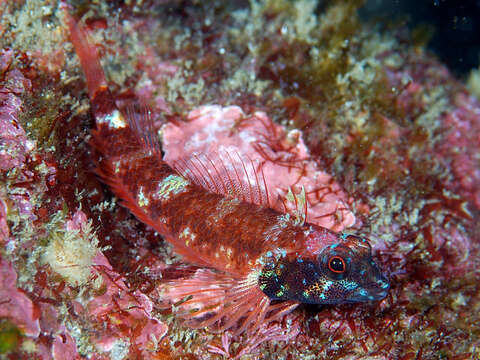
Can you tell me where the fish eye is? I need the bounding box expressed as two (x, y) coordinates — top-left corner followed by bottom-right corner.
(328, 256), (346, 274)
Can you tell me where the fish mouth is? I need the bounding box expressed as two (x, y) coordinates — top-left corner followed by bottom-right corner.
(350, 277), (390, 302)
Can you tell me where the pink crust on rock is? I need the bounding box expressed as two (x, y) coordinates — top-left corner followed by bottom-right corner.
(51, 331), (78, 360)
(1, 204), (167, 358)
(89, 252), (168, 354)
(65, 210), (169, 356)
(135, 48), (178, 115)
(161, 105), (355, 232)
(0, 258), (41, 337)
(437, 93), (480, 209)
(0, 49), (35, 172)
(0, 195), (8, 243)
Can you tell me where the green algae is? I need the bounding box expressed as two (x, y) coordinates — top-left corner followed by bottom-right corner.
(0, 320), (22, 354)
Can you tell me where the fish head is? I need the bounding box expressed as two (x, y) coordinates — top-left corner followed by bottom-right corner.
(259, 233), (390, 305)
(309, 233), (390, 304)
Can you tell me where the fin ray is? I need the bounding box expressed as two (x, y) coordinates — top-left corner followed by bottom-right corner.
(159, 268), (298, 335)
(63, 8), (108, 100)
(123, 103), (162, 156)
(172, 150), (272, 209)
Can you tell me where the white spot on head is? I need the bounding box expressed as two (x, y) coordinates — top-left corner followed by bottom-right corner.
(278, 213), (291, 224)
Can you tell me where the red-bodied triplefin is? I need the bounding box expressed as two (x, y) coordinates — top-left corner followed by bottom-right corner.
(65, 10), (389, 335)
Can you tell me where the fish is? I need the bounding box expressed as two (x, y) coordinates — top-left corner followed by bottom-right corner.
(64, 9), (390, 336)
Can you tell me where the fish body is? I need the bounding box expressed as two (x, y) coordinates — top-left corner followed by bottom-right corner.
(65, 11), (389, 334)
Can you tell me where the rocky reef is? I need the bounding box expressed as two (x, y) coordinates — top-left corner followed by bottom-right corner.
(0, 0), (478, 359)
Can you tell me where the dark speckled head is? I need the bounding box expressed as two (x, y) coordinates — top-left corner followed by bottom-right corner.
(258, 234), (390, 304)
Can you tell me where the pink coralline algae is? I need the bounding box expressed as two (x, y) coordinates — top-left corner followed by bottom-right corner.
(206, 313), (301, 360)
(437, 93), (480, 209)
(1, 203), (169, 358)
(0, 49), (34, 172)
(62, 211), (168, 357)
(384, 61), (480, 210)
(162, 104), (356, 232)
(0, 1), (479, 359)
(87, 251), (168, 356)
(0, 258), (40, 338)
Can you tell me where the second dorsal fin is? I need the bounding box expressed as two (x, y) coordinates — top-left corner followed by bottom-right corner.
(172, 150), (272, 208)
(282, 186), (307, 226)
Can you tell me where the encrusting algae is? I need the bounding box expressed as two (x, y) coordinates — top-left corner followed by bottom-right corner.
(0, 0), (479, 359)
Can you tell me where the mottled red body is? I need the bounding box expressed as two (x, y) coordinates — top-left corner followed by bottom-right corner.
(65, 11), (389, 335)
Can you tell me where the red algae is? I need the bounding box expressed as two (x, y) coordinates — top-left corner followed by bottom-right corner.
(0, 0), (479, 359)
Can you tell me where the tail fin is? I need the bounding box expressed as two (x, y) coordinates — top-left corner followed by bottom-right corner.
(64, 8), (107, 99)
(63, 6), (117, 119)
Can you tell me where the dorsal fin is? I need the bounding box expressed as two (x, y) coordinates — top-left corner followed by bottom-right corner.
(123, 103), (162, 156)
(172, 150), (272, 208)
(281, 186), (307, 226)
